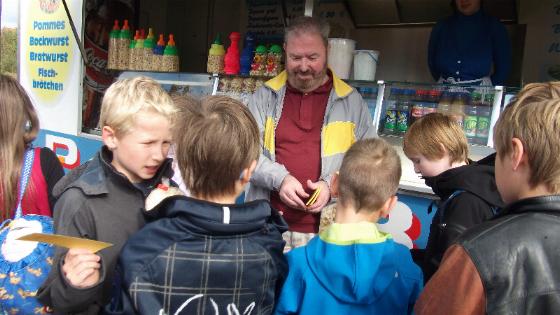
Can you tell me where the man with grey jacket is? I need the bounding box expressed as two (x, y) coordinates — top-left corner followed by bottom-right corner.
(246, 16), (375, 250)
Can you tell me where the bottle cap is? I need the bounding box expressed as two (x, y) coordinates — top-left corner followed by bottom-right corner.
(157, 34), (165, 47)
(255, 45), (267, 54)
(213, 34), (222, 45)
(147, 28), (155, 40)
(164, 34), (178, 55)
(269, 44), (282, 54)
(120, 20), (131, 39)
(110, 20), (119, 38)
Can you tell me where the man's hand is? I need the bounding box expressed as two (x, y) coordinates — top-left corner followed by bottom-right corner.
(62, 248), (101, 288)
(279, 174), (309, 210)
(306, 179), (330, 213)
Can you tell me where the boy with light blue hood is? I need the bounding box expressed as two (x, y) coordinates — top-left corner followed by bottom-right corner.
(274, 138), (423, 315)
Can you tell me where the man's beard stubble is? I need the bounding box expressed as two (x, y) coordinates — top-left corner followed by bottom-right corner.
(287, 63), (328, 92)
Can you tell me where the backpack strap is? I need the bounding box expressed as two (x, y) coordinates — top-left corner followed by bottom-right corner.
(438, 190), (465, 223)
(14, 147), (35, 219)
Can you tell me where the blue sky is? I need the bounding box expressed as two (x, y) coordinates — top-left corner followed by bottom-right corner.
(2, 0), (18, 28)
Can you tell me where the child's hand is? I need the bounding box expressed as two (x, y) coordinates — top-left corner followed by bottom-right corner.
(62, 248), (101, 288)
(306, 180), (330, 213)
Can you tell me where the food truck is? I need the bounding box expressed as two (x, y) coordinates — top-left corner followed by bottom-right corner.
(14, 0), (560, 249)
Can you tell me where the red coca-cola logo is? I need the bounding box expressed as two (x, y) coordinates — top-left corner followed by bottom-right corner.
(84, 36), (115, 87)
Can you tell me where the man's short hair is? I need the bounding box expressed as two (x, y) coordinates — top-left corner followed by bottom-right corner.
(284, 15), (330, 47)
(174, 95), (260, 198)
(338, 138), (401, 212)
(99, 76), (176, 136)
(494, 81), (560, 192)
(403, 113), (469, 164)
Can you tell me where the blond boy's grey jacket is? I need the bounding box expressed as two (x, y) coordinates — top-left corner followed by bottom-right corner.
(246, 70), (376, 202)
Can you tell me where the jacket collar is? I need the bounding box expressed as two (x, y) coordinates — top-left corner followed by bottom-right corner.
(264, 68), (353, 98)
(146, 196), (289, 235)
(54, 146), (174, 197)
(500, 195), (560, 217)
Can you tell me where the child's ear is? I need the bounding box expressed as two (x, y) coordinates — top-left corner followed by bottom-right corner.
(102, 126), (118, 150)
(380, 195), (398, 218)
(240, 160), (258, 184)
(510, 138), (526, 171)
(330, 172), (339, 197)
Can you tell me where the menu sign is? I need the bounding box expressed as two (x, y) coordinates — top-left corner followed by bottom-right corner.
(19, 0), (83, 135)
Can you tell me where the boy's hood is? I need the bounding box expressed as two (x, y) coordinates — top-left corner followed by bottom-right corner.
(305, 222), (399, 304)
(423, 157), (503, 207)
(145, 195), (289, 236)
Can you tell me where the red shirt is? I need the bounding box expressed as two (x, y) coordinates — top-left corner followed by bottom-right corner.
(270, 76), (333, 233)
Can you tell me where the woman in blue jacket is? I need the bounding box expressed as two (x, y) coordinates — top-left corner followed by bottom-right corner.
(428, 0), (512, 86)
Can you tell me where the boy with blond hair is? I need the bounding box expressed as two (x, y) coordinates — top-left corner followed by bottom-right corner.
(416, 82), (560, 314)
(38, 76), (177, 314)
(112, 95), (288, 314)
(403, 113), (502, 281)
(275, 138), (422, 315)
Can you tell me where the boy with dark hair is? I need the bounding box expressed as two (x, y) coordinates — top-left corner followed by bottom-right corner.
(416, 82), (560, 314)
(403, 113), (503, 281)
(275, 138), (422, 315)
(114, 95), (288, 314)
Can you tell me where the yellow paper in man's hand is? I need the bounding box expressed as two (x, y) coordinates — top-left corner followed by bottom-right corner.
(17, 233), (113, 253)
(306, 187), (321, 206)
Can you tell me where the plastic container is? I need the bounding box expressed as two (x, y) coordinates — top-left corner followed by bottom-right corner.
(250, 45), (267, 76)
(142, 28), (155, 71)
(117, 20), (131, 70)
(383, 88), (400, 134)
(476, 105), (492, 145)
(162, 34), (179, 72)
(207, 34), (225, 74)
(397, 89), (414, 133)
(153, 34), (165, 72)
(239, 33), (254, 76)
(353, 50), (379, 81)
(224, 32), (241, 75)
(128, 30), (140, 70)
(463, 105), (478, 142)
(107, 20), (119, 70)
(437, 91), (453, 115)
(450, 92), (467, 127)
(328, 38), (355, 79)
(265, 44), (283, 77)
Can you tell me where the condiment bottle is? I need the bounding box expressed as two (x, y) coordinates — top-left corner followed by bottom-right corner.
(117, 20), (131, 70)
(153, 34), (165, 72)
(162, 34), (179, 72)
(129, 30), (140, 70)
(250, 45), (267, 76)
(107, 20), (119, 70)
(207, 34), (225, 74)
(239, 33), (254, 76)
(143, 28), (155, 71)
(265, 44), (283, 77)
(224, 32), (241, 75)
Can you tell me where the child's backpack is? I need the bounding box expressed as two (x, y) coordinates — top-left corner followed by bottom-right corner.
(0, 148), (54, 314)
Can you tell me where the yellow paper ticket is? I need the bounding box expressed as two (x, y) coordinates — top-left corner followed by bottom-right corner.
(18, 233), (113, 253)
(306, 187), (321, 206)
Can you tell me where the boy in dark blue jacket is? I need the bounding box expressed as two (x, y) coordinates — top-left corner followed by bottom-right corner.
(275, 138), (423, 315)
(112, 95), (288, 314)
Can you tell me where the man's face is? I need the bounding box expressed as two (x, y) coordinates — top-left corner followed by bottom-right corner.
(455, 0), (481, 16)
(284, 32), (328, 93)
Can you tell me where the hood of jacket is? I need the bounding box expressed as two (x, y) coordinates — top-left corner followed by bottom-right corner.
(423, 158), (503, 207)
(53, 146), (174, 198)
(304, 222), (399, 304)
(145, 195), (289, 236)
